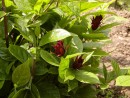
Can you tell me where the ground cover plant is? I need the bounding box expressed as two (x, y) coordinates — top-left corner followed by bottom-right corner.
(0, 0), (130, 98)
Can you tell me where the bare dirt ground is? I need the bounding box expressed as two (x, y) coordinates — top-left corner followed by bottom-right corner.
(102, 7), (130, 97)
(103, 7), (130, 67)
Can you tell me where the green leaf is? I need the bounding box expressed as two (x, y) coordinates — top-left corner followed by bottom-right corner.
(27, 14), (50, 27)
(6, 61), (15, 74)
(35, 25), (40, 37)
(84, 48), (108, 56)
(83, 42), (105, 49)
(93, 49), (108, 56)
(67, 36), (83, 55)
(64, 69), (75, 82)
(40, 50), (60, 66)
(5, 0), (15, 7)
(80, 1), (104, 13)
(48, 66), (58, 74)
(12, 88), (26, 98)
(64, 1), (80, 16)
(95, 22), (120, 32)
(68, 25), (87, 35)
(9, 45), (31, 63)
(12, 88), (35, 98)
(74, 70), (100, 84)
(31, 84), (40, 98)
(0, 80), (4, 89)
(103, 63), (108, 81)
(0, 58), (9, 80)
(66, 52), (85, 59)
(74, 85), (97, 98)
(111, 60), (121, 77)
(0, 20), (13, 38)
(44, 0), (50, 4)
(116, 75), (130, 86)
(0, 11), (6, 18)
(59, 57), (70, 80)
(34, 0), (44, 14)
(83, 52), (94, 64)
(0, 47), (16, 61)
(35, 61), (48, 75)
(82, 33), (108, 40)
(14, 0), (33, 12)
(37, 82), (60, 98)
(39, 29), (72, 46)
(12, 58), (32, 87)
(67, 80), (78, 92)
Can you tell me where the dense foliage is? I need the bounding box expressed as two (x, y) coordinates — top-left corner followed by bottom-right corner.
(0, 0), (130, 98)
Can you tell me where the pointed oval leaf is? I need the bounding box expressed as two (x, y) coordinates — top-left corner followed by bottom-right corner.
(40, 50), (60, 66)
(74, 70), (100, 84)
(59, 57), (70, 80)
(67, 36), (83, 55)
(37, 82), (60, 98)
(12, 88), (35, 98)
(0, 11), (6, 18)
(39, 29), (72, 46)
(14, 0), (33, 12)
(12, 59), (32, 87)
(34, 0), (44, 14)
(9, 45), (31, 63)
(31, 84), (40, 98)
(116, 75), (130, 86)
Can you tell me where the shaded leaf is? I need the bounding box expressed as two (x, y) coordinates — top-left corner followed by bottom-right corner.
(12, 58), (32, 87)
(0, 80), (4, 89)
(37, 82), (60, 98)
(111, 60), (121, 77)
(9, 45), (31, 63)
(67, 80), (78, 92)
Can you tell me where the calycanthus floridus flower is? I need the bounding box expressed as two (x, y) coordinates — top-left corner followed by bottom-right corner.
(53, 40), (65, 57)
(72, 56), (84, 69)
(91, 15), (103, 30)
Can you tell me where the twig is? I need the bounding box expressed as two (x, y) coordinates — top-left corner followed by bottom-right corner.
(56, 0), (59, 7)
(31, 59), (36, 79)
(2, 0), (9, 48)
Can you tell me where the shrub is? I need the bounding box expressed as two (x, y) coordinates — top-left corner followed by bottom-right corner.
(0, 0), (129, 98)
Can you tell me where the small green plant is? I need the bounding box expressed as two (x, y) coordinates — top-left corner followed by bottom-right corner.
(0, 0), (129, 98)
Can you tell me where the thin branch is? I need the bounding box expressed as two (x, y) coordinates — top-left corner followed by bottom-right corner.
(2, 0), (9, 48)
(31, 59), (36, 79)
(56, 0), (59, 7)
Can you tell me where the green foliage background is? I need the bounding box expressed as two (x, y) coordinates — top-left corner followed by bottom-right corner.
(0, 0), (130, 98)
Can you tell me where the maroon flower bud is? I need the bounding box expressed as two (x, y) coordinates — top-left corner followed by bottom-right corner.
(53, 40), (65, 57)
(91, 15), (103, 30)
(72, 56), (84, 69)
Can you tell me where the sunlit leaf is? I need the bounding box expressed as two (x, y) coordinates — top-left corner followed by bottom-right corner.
(40, 50), (60, 66)
(116, 75), (130, 86)
(39, 29), (72, 46)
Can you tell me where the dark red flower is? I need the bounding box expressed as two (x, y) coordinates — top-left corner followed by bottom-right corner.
(53, 40), (65, 57)
(91, 15), (103, 30)
(72, 56), (84, 69)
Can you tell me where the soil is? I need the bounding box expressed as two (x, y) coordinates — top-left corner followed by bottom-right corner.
(102, 7), (130, 98)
